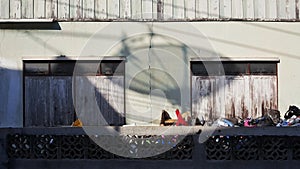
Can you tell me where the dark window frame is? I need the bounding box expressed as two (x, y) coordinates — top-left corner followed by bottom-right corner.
(24, 60), (125, 76)
(190, 61), (278, 76)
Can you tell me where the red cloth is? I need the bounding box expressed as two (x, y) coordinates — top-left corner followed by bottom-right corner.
(175, 109), (188, 126)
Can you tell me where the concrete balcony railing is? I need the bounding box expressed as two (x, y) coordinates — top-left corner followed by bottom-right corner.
(0, 126), (300, 169)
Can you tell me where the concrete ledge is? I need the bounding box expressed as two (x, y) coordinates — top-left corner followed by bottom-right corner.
(1, 126), (300, 136)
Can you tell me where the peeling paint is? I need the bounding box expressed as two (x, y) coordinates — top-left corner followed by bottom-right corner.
(192, 76), (277, 121)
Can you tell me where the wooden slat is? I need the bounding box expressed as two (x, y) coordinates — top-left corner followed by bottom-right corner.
(214, 77), (225, 118)
(173, 0), (185, 19)
(49, 77), (74, 126)
(131, 0), (142, 19)
(232, 0), (243, 19)
(120, 0), (131, 19)
(286, 0), (296, 19)
(224, 77), (233, 118)
(74, 76), (101, 125)
(142, 0), (153, 19)
(192, 77), (214, 121)
(196, 0), (208, 18)
(208, 0), (219, 19)
(107, 0), (119, 19)
(0, 0), (10, 18)
(25, 77), (50, 127)
(70, 0), (83, 19)
(231, 77), (246, 118)
(250, 76), (263, 117)
(34, 0), (46, 19)
(277, 0), (287, 19)
(95, 0), (107, 19)
(185, 0), (196, 19)
(83, 0), (94, 19)
(153, 0), (158, 19)
(243, 0), (254, 19)
(10, 0), (21, 19)
(220, 0), (232, 19)
(296, 0), (300, 19)
(46, 0), (58, 18)
(239, 76), (250, 118)
(0, 71), (8, 125)
(98, 77), (110, 124)
(163, 0), (173, 19)
(110, 76), (125, 125)
(254, 0), (265, 19)
(21, 0), (34, 19)
(58, 0), (70, 19)
(265, 0), (277, 19)
(191, 76), (200, 119)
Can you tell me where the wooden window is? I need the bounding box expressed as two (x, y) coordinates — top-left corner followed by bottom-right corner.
(191, 60), (279, 122)
(24, 60), (125, 127)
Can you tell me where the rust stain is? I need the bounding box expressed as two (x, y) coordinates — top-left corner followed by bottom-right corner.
(254, 107), (257, 117)
(209, 106), (213, 121)
(241, 100), (248, 119)
(231, 100), (235, 118)
(261, 101), (266, 116)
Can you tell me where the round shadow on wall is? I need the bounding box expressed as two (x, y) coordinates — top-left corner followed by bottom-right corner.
(128, 68), (181, 124)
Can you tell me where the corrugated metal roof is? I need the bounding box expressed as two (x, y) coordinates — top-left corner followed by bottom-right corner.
(0, 0), (299, 22)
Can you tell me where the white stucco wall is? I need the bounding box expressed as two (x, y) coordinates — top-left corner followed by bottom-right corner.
(0, 22), (299, 127)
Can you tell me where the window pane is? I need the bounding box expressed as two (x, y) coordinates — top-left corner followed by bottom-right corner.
(100, 61), (125, 75)
(223, 62), (248, 75)
(191, 61), (224, 76)
(191, 62), (207, 76)
(74, 61), (100, 75)
(50, 62), (75, 76)
(24, 63), (49, 75)
(250, 63), (277, 75)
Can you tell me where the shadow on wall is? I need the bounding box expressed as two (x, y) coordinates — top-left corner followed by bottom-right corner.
(0, 66), (22, 127)
(0, 21), (280, 127)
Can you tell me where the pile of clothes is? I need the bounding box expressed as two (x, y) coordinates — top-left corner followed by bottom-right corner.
(277, 105), (300, 127)
(215, 105), (300, 127)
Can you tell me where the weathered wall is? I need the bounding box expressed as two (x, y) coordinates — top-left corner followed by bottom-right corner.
(192, 76), (278, 121)
(0, 22), (300, 127)
(0, 0), (299, 21)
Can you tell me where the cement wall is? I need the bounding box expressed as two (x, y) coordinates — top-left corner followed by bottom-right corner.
(0, 22), (300, 127)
